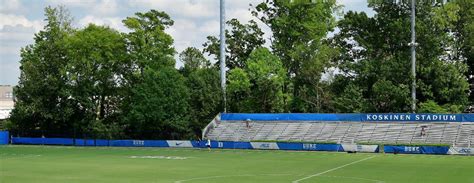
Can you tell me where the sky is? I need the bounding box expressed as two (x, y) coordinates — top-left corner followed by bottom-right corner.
(0, 0), (374, 86)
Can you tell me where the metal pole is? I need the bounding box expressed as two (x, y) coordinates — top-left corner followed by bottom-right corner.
(410, 0), (416, 113)
(220, 0), (227, 113)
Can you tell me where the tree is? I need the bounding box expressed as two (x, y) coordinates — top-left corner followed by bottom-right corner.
(179, 47), (210, 75)
(121, 10), (191, 139)
(447, 0), (474, 103)
(203, 18), (265, 69)
(64, 24), (128, 138)
(245, 48), (287, 112)
(227, 68), (252, 112)
(227, 48), (287, 113)
(333, 83), (366, 113)
(10, 6), (75, 137)
(186, 68), (222, 137)
(125, 68), (190, 139)
(123, 9), (176, 74)
(332, 1), (469, 112)
(252, 0), (340, 112)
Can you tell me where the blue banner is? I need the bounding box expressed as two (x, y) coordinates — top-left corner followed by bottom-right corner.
(221, 113), (474, 122)
(212, 141), (253, 149)
(384, 146), (449, 154)
(75, 139), (109, 146)
(12, 137), (73, 145)
(0, 131), (8, 145)
(221, 113), (361, 121)
(109, 140), (168, 147)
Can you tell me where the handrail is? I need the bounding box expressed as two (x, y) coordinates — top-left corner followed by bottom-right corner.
(202, 113), (220, 140)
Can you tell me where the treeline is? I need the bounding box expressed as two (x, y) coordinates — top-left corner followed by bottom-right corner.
(7, 0), (474, 139)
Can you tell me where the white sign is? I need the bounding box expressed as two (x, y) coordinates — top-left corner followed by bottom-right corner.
(448, 147), (474, 155)
(167, 140), (193, 148)
(250, 142), (279, 150)
(341, 144), (379, 152)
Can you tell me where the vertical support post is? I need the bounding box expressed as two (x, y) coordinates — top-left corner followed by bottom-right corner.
(220, 0), (227, 113)
(410, 0), (417, 113)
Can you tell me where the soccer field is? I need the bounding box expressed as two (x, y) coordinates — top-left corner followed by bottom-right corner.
(1, 145), (473, 183)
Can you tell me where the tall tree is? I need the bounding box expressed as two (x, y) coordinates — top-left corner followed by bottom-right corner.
(186, 68), (222, 138)
(179, 47), (221, 138)
(332, 1), (469, 112)
(123, 9), (175, 74)
(450, 0), (474, 103)
(125, 67), (190, 140)
(227, 48), (287, 113)
(252, 0), (339, 112)
(203, 18), (265, 69)
(10, 6), (75, 137)
(179, 47), (210, 75)
(64, 24), (128, 138)
(122, 10), (190, 139)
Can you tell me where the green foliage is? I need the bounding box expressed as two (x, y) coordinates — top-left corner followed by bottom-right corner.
(227, 48), (287, 113)
(179, 47), (210, 75)
(252, 0), (340, 112)
(418, 100), (464, 113)
(125, 68), (190, 140)
(186, 68), (222, 138)
(332, 2), (469, 112)
(203, 18), (265, 69)
(64, 24), (128, 135)
(417, 100), (448, 113)
(10, 6), (75, 136)
(334, 83), (366, 113)
(123, 9), (176, 71)
(227, 68), (251, 112)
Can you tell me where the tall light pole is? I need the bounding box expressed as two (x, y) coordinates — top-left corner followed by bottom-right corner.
(220, 0), (227, 113)
(409, 0), (417, 113)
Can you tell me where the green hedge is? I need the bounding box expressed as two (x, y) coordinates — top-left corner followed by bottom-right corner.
(356, 142), (450, 147)
(250, 140), (338, 144)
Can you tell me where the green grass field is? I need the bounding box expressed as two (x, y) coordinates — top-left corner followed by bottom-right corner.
(1, 145), (473, 183)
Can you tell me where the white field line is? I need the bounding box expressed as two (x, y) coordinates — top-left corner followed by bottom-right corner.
(292, 156), (376, 183)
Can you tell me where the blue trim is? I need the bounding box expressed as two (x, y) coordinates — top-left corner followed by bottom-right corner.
(221, 113), (474, 122)
(9, 137), (450, 155)
(384, 145), (449, 154)
(0, 131), (8, 145)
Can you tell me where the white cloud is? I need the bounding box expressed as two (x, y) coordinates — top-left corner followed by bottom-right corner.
(129, 0), (218, 19)
(45, 0), (98, 8)
(46, 0), (119, 16)
(0, 13), (43, 32)
(92, 0), (118, 16)
(78, 15), (127, 32)
(0, 0), (21, 13)
(0, 24), (37, 85)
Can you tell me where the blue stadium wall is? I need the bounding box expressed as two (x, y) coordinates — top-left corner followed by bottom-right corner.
(11, 137), (468, 155)
(220, 113), (474, 122)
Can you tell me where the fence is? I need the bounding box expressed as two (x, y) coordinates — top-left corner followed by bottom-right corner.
(8, 136), (460, 155)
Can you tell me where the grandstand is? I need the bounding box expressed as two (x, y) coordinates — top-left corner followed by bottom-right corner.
(203, 113), (474, 147)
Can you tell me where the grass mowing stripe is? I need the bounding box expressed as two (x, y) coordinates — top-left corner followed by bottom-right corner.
(292, 156), (376, 183)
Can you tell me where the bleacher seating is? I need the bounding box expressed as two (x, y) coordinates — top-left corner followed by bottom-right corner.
(205, 120), (474, 147)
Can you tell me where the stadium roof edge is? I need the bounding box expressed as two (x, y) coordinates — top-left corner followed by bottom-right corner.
(220, 113), (474, 122)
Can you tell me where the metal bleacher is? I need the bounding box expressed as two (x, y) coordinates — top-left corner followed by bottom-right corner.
(205, 121), (474, 147)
